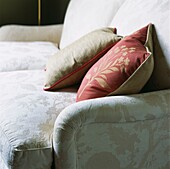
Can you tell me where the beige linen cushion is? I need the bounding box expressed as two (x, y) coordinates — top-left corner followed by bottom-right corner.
(44, 27), (122, 91)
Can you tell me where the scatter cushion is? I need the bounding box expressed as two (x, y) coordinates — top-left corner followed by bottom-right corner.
(76, 24), (153, 102)
(44, 27), (122, 91)
(110, 0), (170, 90)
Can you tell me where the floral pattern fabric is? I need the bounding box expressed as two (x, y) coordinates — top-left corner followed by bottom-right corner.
(54, 89), (170, 169)
(0, 42), (59, 72)
(0, 70), (77, 169)
(77, 24), (153, 101)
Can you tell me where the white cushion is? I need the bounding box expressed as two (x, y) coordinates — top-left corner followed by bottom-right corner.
(110, 0), (170, 90)
(60, 0), (125, 49)
(0, 70), (77, 169)
(0, 42), (59, 72)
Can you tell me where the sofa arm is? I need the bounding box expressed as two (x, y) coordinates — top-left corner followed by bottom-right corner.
(0, 24), (63, 44)
(53, 89), (170, 169)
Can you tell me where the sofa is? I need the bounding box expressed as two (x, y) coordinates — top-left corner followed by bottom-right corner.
(0, 0), (169, 169)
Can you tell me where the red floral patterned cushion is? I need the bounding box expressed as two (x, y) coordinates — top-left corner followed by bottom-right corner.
(76, 24), (154, 102)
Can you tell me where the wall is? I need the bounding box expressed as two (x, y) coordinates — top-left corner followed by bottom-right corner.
(0, 0), (70, 26)
(41, 0), (70, 25)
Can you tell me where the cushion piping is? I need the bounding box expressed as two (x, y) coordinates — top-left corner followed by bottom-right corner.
(44, 41), (119, 90)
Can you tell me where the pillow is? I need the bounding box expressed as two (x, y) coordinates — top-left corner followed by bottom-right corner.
(44, 27), (122, 91)
(110, 0), (170, 90)
(76, 24), (154, 102)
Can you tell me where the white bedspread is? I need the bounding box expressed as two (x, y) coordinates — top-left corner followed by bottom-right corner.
(0, 41), (59, 72)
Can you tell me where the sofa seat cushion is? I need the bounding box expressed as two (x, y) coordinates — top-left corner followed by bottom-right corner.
(0, 41), (59, 72)
(0, 70), (77, 169)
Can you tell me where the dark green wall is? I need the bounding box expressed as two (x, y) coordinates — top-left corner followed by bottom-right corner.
(0, 0), (70, 26)
(41, 0), (70, 25)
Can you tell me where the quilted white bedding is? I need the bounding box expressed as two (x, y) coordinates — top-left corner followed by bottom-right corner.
(0, 41), (59, 72)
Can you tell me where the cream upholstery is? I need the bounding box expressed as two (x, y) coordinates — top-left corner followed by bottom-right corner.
(60, 0), (126, 49)
(0, 42), (58, 72)
(0, 0), (169, 169)
(54, 89), (169, 169)
(0, 70), (77, 169)
(0, 24), (63, 44)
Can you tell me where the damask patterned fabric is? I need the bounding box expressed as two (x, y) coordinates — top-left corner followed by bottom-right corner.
(54, 89), (170, 169)
(0, 42), (59, 72)
(0, 157), (8, 169)
(0, 70), (77, 169)
(0, 0), (169, 168)
(0, 24), (63, 44)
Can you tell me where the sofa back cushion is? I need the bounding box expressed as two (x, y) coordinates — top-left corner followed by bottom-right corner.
(110, 0), (170, 90)
(60, 0), (125, 49)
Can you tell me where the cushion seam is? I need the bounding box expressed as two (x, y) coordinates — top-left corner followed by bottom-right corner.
(81, 115), (169, 125)
(109, 50), (152, 95)
(14, 146), (52, 152)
